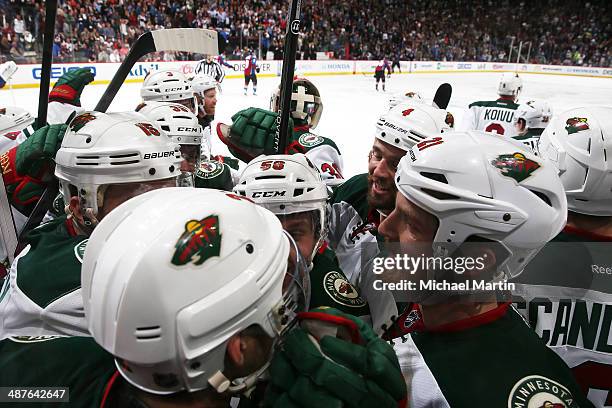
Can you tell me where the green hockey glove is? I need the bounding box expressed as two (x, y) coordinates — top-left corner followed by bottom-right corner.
(263, 307), (407, 408)
(48, 68), (95, 106)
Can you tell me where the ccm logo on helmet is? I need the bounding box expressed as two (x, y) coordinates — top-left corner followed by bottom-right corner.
(166, 87), (187, 92)
(144, 151), (176, 160)
(252, 191), (287, 198)
(177, 127), (199, 132)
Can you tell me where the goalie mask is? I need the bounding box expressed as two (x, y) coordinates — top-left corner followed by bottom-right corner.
(233, 154), (328, 265)
(270, 77), (323, 129)
(55, 111), (182, 227)
(141, 69), (198, 114)
(83, 188), (310, 395)
(538, 106), (612, 216)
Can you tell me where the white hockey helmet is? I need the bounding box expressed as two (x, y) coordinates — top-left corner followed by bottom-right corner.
(538, 106), (612, 216)
(498, 72), (522, 98)
(270, 77), (323, 129)
(191, 73), (218, 96)
(396, 131), (567, 280)
(141, 69), (197, 113)
(515, 100), (553, 132)
(55, 111), (182, 217)
(83, 188), (310, 394)
(375, 102), (449, 151)
(0, 106), (34, 134)
(388, 91), (424, 110)
(137, 101), (203, 146)
(233, 154), (328, 261)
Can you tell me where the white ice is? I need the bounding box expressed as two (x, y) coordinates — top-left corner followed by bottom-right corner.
(2, 72), (611, 179)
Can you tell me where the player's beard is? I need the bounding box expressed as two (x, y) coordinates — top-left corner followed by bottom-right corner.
(367, 175), (397, 214)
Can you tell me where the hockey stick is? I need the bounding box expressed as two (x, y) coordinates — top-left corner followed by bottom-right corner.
(432, 83), (452, 110)
(13, 0), (59, 254)
(36, 0), (58, 128)
(3, 0), (58, 260)
(270, 0), (302, 154)
(95, 28), (220, 113)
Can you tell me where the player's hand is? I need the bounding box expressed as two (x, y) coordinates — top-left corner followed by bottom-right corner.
(194, 159), (234, 191)
(48, 68), (95, 106)
(216, 108), (294, 162)
(263, 307), (407, 408)
(256, 66), (261, 73)
(15, 124), (67, 178)
(0, 124), (67, 215)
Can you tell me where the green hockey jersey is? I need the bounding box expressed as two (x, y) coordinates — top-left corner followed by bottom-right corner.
(0, 335), (116, 408)
(0, 216), (89, 338)
(387, 303), (594, 407)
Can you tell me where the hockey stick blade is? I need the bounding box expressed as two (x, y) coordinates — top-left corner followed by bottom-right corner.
(432, 83), (452, 110)
(95, 28), (219, 113)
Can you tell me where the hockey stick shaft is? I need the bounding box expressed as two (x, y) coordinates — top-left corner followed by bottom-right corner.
(272, 0), (302, 154)
(95, 28), (219, 113)
(36, 0), (58, 128)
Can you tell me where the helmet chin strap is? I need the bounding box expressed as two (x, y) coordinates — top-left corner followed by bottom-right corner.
(207, 361), (271, 395)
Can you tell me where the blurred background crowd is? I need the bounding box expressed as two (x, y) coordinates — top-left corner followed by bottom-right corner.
(0, 0), (609, 66)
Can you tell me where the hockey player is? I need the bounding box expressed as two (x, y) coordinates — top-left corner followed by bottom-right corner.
(217, 52), (234, 70)
(0, 61), (17, 88)
(374, 58), (391, 91)
(137, 101), (203, 186)
(190, 73), (217, 154)
(234, 153), (370, 316)
(460, 72), (523, 137)
(514, 106), (611, 406)
(217, 106), (346, 187)
(140, 69), (197, 113)
(0, 112), (182, 339)
(269, 77), (345, 186)
(0, 188), (407, 407)
(377, 131), (593, 407)
(513, 99), (553, 153)
(244, 50), (259, 95)
(329, 102), (450, 284)
(194, 54), (225, 84)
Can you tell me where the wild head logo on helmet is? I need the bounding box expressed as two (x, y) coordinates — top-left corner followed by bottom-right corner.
(171, 215), (221, 266)
(69, 112), (97, 132)
(491, 152), (541, 183)
(564, 117), (589, 135)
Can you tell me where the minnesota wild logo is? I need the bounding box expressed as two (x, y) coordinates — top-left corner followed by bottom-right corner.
(565, 117), (589, 135)
(323, 271), (366, 308)
(298, 133), (324, 148)
(172, 215), (221, 266)
(491, 152), (540, 183)
(508, 375), (578, 408)
(196, 160), (224, 179)
(69, 113), (97, 132)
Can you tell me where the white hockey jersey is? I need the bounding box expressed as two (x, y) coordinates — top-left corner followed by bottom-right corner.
(459, 98), (520, 137)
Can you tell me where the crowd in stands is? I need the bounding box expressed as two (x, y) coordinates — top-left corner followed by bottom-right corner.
(0, 0), (609, 67)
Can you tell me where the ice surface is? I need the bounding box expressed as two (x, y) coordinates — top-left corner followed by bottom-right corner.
(2, 72), (611, 179)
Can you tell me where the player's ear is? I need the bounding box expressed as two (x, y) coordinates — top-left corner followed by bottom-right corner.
(226, 334), (246, 367)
